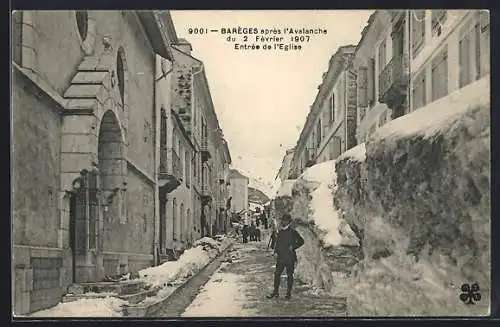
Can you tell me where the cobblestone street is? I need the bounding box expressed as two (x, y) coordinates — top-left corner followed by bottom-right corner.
(181, 238), (347, 317)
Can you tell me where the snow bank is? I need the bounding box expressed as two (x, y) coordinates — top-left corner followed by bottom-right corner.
(28, 297), (127, 317)
(335, 103), (490, 316)
(139, 246), (213, 288)
(297, 158), (361, 248)
(139, 236), (228, 290)
(336, 143), (366, 163)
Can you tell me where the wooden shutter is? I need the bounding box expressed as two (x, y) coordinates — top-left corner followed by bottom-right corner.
(479, 11), (490, 77)
(459, 35), (470, 87)
(357, 66), (368, 107)
(367, 58), (375, 104)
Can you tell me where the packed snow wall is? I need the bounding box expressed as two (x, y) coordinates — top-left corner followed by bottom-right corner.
(335, 104), (490, 316)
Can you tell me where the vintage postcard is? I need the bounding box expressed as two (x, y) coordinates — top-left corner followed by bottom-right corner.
(11, 9), (491, 318)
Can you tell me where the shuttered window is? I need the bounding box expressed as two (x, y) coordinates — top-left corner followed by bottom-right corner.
(367, 58), (375, 106)
(357, 66), (368, 108)
(412, 10), (426, 58)
(329, 95), (335, 122)
(479, 11), (490, 78)
(459, 15), (484, 89)
(431, 47), (448, 101)
(378, 39), (387, 73)
(12, 11), (22, 65)
(412, 70), (426, 110)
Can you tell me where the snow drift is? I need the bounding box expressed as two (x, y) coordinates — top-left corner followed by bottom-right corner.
(276, 98), (490, 315)
(335, 103), (490, 316)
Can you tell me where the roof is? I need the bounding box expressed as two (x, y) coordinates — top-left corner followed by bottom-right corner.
(136, 11), (177, 61)
(229, 169), (248, 180)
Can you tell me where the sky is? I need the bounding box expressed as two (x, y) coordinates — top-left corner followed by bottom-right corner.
(171, 10), (374, 197)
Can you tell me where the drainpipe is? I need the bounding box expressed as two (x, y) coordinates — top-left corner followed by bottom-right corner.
(154, 55), (174, 266)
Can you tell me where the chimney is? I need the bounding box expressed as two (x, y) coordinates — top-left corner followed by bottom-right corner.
(175, 38), (193, 55)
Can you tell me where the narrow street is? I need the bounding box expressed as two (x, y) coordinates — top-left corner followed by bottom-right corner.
(181, 236), (348, 317)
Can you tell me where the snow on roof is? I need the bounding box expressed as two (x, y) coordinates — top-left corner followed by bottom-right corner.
(27, 297), (127, 317)
(275, 179), (296, 197)
(336, 143), (366, 163)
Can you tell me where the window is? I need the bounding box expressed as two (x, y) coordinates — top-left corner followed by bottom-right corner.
(431, 47), (448, 101)
(479, 11), (490, 77)
(329, 95), (335, 122)
(180, 204), (184, 242)
(12, 11), (22, 65)
(378, 39), (387, 73)
(160, 108), (167, 148)
(76, 11), (88, 41)
(367, 58), (375, 106)
(316, 120), (322, 147)
(412, 70), (426, 110)
(185, 150), (191, 187)
(336, 78), (344, 120)
(432, 10), (447, 36)
(412, 10), (426, 58)
(357, 66), (368, 108)
(117, 47), (126, 104)
(172, 198), (177, 240)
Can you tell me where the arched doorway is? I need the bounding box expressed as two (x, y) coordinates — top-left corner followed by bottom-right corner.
(98, 110), (126, 260)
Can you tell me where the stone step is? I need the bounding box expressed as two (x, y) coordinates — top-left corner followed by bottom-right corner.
(67, 280), (146, 296)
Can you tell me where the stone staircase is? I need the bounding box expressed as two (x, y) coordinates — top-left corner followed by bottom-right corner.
(63, 280), (158, 304)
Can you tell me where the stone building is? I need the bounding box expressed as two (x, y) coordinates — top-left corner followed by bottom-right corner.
(407, 10), (490, 113)
(275, 148), (294, 183)
(288, 45), (357, 178)
(229, 169), (249, 223)
(11, 10), (181, 314)
(170, 39), (232, 238)
(352, 10), (408, 144)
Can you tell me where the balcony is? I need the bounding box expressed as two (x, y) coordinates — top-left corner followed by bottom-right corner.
(159, 147), (182, 193)
(378, 55), (408, 109)
(201, 137), (211, 162)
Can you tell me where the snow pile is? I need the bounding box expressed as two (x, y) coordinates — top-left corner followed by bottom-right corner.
(336, 143), (366, 163)
(139, 237), (226, 289)
(334, 103), (490, 316)
(297, 159), (361, 248)
(28, 297), (127, 317)
(275, 179), (296, 197)
(139, 246), (212, 288)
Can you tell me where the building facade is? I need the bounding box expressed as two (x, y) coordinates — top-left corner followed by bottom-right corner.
(12, 10), (179, 314)
(275, 148), (295, 183)
(353, 10), (410, 144)
(12, 10), (233, 315)
(408, 10), (490, 114)
(288, 45), (357, 178)
(229, 169), (249, 223)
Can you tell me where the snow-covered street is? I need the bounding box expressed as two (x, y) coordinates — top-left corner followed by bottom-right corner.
(181, 239), (347, 317)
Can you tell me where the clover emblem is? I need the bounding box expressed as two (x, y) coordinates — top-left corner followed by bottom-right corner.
(459, 283), (481, 305)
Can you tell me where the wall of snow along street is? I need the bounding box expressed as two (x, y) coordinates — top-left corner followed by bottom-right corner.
(335, 103), (490, 316)
(277, 101), (490, 316)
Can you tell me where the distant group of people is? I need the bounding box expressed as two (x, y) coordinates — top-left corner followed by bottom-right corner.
(241, 223), (261, 243)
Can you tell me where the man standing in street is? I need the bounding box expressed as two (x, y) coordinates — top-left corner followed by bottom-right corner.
(267, 213), (304, 300)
